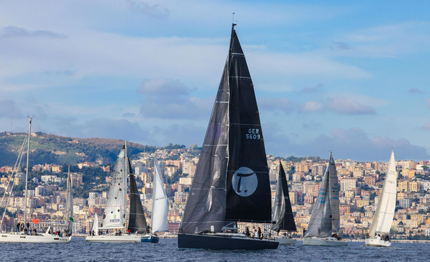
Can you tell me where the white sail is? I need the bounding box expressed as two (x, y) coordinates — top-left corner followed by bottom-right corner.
(369, 150), (397, 236)
(92, 213), (99, 236)
(100, 146), (128, 229)
(151, 159), (168, 233)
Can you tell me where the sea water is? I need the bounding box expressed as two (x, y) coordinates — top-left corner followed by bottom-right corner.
(0, 238), (427, 262)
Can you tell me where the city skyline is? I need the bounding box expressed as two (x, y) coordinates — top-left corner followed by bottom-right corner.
(1, 1), (430, 161)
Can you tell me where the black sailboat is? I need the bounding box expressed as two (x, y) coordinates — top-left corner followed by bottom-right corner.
(272, 161), (297, 244)
(177, 24), (278, 250)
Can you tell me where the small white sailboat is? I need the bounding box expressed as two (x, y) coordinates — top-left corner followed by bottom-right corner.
(273, 161), (296, 245)
(86, 143), (153, 243)
(0, 118), (72, 244)
(365, 149), (397, 247)
(148, 158), (169, 242)
(303, 152), (347, 246)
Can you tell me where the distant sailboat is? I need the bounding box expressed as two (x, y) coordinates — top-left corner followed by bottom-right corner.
(0, 118), (72, 243)
(151, 158), (168, 237)
(86, 143), (155, 242)
(365, 149), (397, 247)
(303, 152), (347, 246)
(177, 23), (278, 250)
(272, 161), (297, 245)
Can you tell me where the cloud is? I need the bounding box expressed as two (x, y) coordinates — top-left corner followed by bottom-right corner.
(299, 83), (323, 93)
(159, 123), (206, 146)
(0, 26), (66, 39)
(126, 0), (169, 18)
(331, 42), (352, 50)
(302, 101), (323, 112)
(408, 88), (424, 94)
(0, 99), (23, 118)
(264, 126), (429, 161)
(302, 122), (321, 130)
(138, 78), (211, 119)
(258, 97), (294, 114)
(53, 118), (155, 144)
(260, 96), (376, 115)
(327, 97), (376, 114)
(422, 122), (430, 130)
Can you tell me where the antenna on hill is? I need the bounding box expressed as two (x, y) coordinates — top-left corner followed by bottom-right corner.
(232, 12), (235, 24)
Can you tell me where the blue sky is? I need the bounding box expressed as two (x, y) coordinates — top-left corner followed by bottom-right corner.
(1, 0), (430, 161)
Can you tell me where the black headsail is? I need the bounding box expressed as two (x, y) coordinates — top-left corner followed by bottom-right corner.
(128, 158), (147, 234)
(180, 24), (271, 234)
(225, 25), (271, 223)
(272, 161), (297, 232)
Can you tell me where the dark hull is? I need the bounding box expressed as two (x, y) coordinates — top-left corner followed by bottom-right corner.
(141, 235), (159, 243)
(177, 233), (279, 250)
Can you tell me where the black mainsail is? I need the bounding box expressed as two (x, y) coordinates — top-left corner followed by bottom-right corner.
(180, 23), (272, 235)
(272, 161), (297, 232)
(128, 157), (148, 234)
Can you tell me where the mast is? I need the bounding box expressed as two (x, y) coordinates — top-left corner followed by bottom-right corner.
(124, 141), (128, 231)
(23, 117), (32, 227)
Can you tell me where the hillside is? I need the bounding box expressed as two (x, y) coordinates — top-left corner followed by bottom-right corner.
(0, 132), (157, 167)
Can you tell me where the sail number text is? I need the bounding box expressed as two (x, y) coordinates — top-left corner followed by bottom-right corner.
(246, 128), (261, 140)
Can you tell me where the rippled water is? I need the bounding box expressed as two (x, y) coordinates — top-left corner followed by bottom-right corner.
(1, 238), (427, 262)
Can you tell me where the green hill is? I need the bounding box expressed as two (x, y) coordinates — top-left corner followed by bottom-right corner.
(0, 132), (157, 167)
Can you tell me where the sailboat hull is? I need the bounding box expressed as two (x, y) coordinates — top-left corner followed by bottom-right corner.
(178, 233), (279, 250)
(141, 235), (159, 243)
(275, 237), (296, 245)
(0, 233), (71, 244)
(85, 234), (153, 243)
(303, 237), (348, 246)
(365, 237), (391, 247)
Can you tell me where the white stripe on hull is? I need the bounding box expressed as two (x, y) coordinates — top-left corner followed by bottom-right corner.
(303, 237), (348, 246)
(0, 233), (71, 244)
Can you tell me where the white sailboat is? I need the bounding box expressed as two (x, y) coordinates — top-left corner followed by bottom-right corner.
(0, 118), (72, 244)
(303, 152), (347, 246)
(149, 158), (168, 240)
(86, 142), (153, 243)
(365, 149), (397, 247)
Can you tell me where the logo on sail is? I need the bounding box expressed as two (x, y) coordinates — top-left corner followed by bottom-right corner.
(232, 167), (258, 197)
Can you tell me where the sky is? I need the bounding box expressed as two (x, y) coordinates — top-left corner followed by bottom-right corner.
(1, 0), (430, 162)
